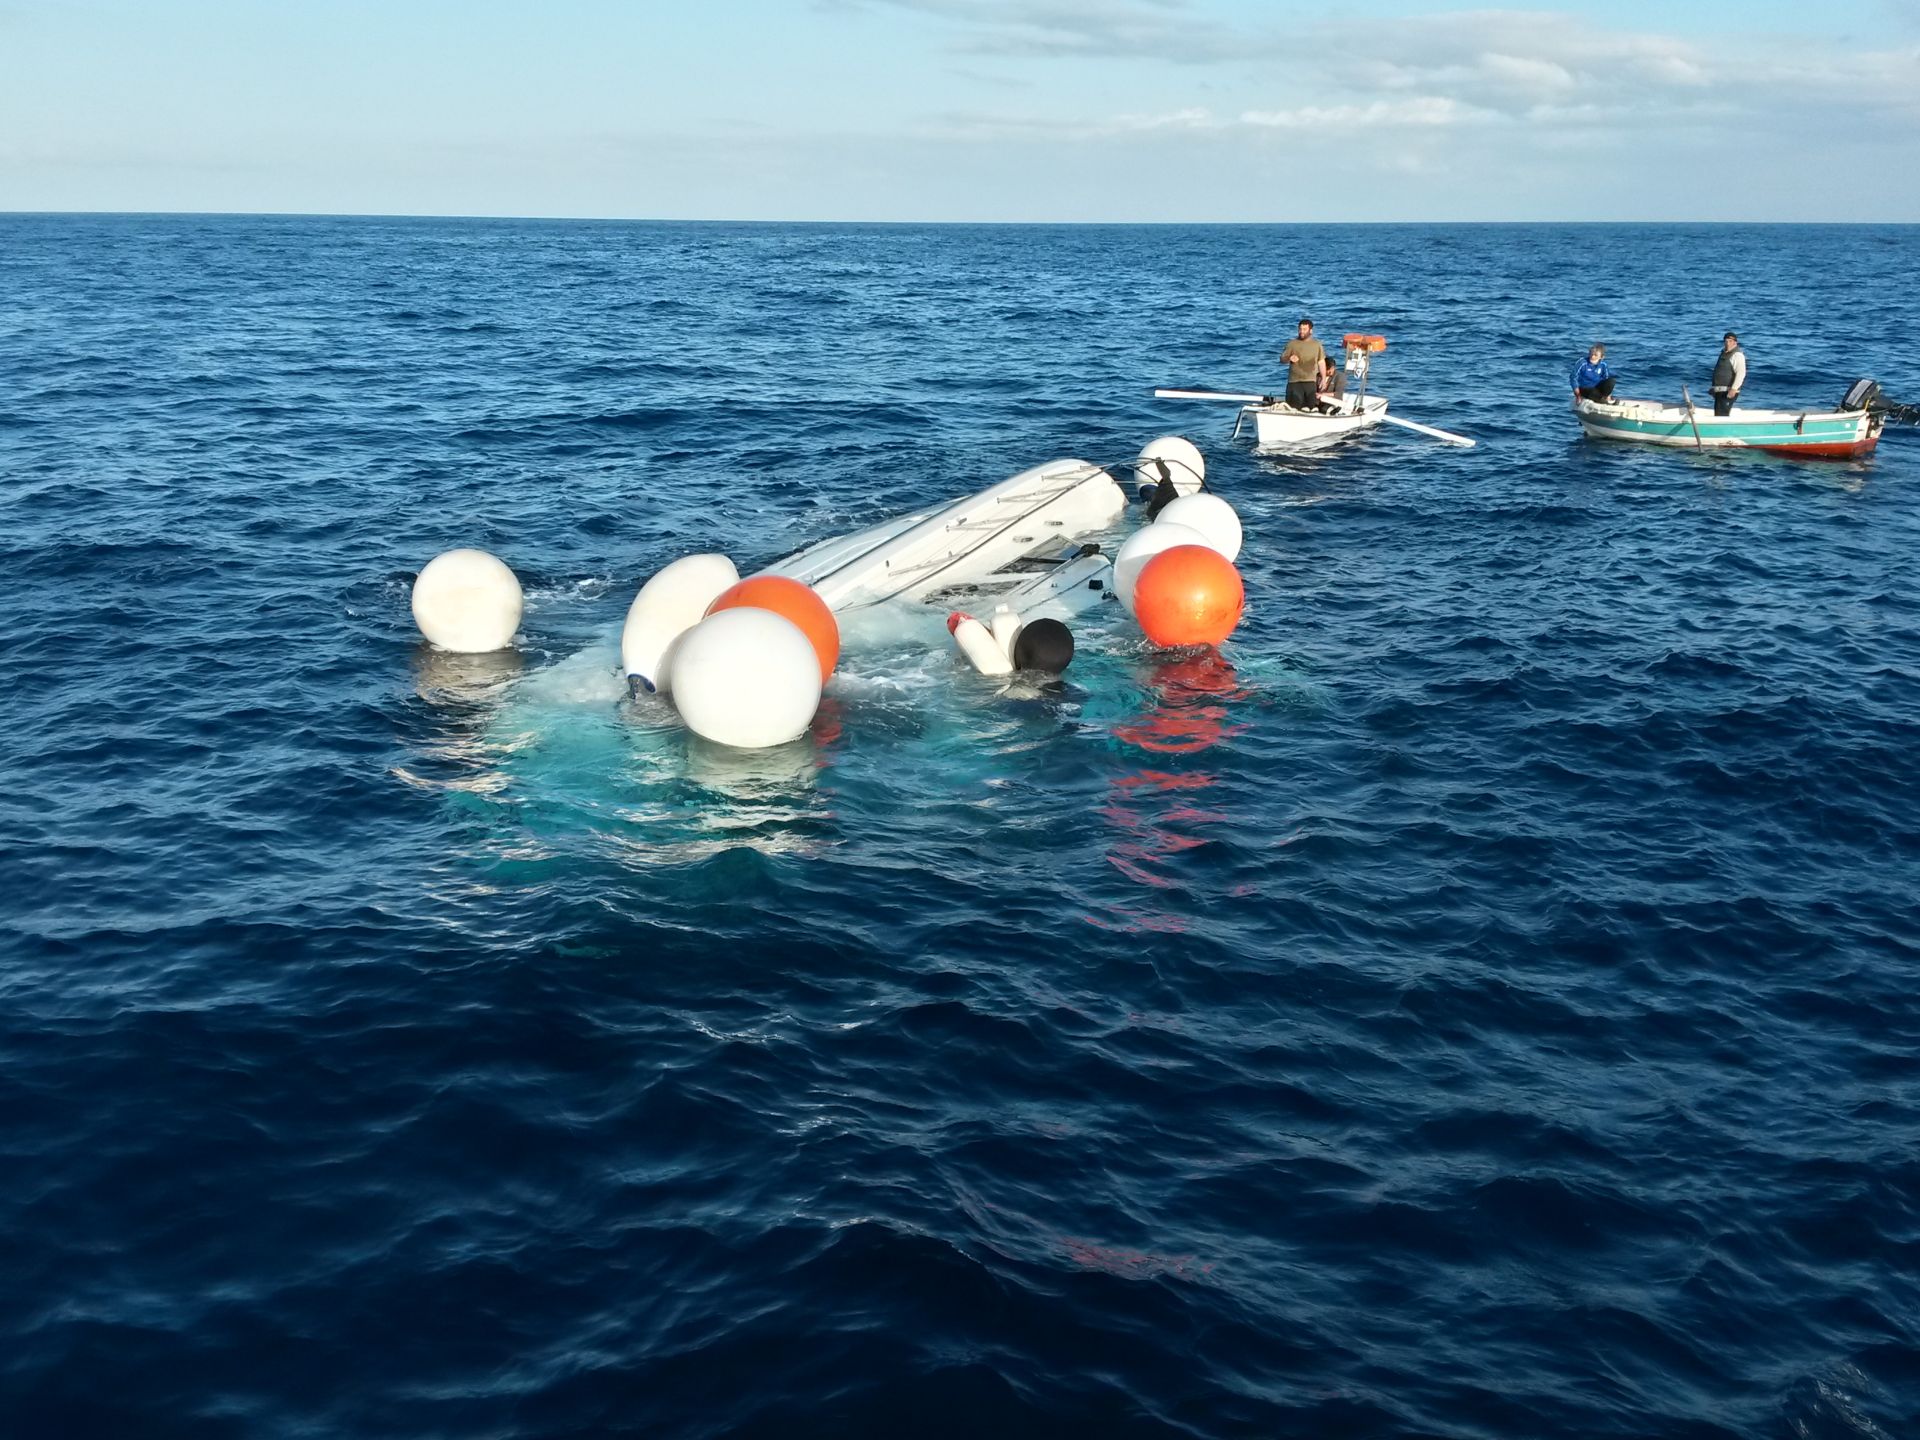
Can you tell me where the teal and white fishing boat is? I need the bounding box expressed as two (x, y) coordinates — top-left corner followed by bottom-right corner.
(1573, 381), (1886, 460)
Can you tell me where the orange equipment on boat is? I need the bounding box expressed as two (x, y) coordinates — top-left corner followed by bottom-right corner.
(1342, 334), (1388, 353)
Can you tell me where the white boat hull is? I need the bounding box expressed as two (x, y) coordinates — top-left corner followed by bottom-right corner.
(761, 459), (1126, 612)
(1249, 393), (1389, 451)
(964, 547), (1114, 625)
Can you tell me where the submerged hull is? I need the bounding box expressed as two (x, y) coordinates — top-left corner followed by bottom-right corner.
(762, 458), (1126, 612)
(1573, 397), (1881, 459)
(1249, 394), (1389, 452)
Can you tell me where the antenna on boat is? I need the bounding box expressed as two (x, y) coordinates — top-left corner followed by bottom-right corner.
(1342, 332), (1386, 414)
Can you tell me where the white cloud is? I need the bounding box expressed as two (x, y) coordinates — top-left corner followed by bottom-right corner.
(909, 104), (1225, 143)
(1240, 97), (1486, 130)
(1479, 52), (1579, 98)
(833, 0), (1247, 62)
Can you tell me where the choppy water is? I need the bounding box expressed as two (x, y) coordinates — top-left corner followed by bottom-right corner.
(3, 215), (1917, 1438)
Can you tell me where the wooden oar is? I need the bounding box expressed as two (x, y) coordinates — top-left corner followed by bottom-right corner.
(1155, 388), (1275, 404)
(1379, 412), (1475, 448)
(1155, 388), (1476, 448)
(1681, 385), (1705, 449)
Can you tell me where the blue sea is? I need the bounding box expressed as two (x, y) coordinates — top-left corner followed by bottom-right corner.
(2, 215), (1917, 1438)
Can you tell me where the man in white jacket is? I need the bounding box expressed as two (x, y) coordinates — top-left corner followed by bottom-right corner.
(1710, 332), (1746, 416)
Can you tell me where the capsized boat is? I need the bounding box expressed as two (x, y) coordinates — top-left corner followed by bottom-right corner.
(1157, 334), (1474, 450)
(752, 442), (1244, 676)
(760, 457), (1126, 613)
(1573, 380), (1887, 459)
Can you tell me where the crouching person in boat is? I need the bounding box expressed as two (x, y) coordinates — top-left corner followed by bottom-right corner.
(1317, 352), (1345, 414)
(1280, 317), (1327, 411)
(1710, 332), (1745, 415)
(1570, 345), (1616, 404)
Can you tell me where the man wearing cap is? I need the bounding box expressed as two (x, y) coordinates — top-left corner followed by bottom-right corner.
(1710, 332), (1746, 416)
(1280, 318), (1327, 412)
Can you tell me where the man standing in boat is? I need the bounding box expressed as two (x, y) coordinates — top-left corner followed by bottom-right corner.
(1280, 317), (1327, 412)
(1710, 332), (1746, 415)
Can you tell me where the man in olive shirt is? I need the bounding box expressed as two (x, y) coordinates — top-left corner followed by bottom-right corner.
(1280, 318), (1328, 411)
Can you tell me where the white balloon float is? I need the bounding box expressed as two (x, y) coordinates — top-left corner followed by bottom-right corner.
(988, 606), (1023, 659)
(1134, 435), (1206, 500)
(411, 548), (523, 653)
(669, 607), (822, 749)
(1153, 493), (1243, 563)
(1113, 521), (1210, 615)
(948, 611), (1013, 676)
(621, 553), (740, 695)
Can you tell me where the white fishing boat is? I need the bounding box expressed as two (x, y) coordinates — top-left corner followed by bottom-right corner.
(1238, 391), (1391, 450)
(1157, 333), (1474, 451)
(761, 457), (1126, 613)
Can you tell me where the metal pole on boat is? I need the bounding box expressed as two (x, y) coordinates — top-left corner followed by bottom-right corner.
(1681, 385), (1705, 449)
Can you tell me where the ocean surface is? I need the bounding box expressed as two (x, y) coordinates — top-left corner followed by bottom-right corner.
(2, 215), (1917, 1438)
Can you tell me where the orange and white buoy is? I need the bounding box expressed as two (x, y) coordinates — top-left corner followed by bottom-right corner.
(707, 575), (840, 683)
(1132, 544), (1244, 648)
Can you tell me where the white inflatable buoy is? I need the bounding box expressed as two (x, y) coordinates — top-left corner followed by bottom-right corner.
(1113, 521), (1210, 615)
(670, 607), (822, 748)
(1154, 493), (1243, 563)
(988, 606), (1023, 658)
(411, 548), (523, 653)
(1134, 436), (1206, 500)
(948, 611), (1014, 676)
(621, 553), (739, 695)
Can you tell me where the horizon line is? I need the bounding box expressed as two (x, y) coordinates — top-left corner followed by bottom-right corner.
(3, 209), (1917, 227)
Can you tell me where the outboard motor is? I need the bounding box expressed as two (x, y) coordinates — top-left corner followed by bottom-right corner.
(1839, 377), (1920, 425)
(1839, 378), (1884, 412)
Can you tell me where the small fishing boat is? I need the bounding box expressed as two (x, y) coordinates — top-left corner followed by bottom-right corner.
(1157, 334), (1474, 450)
(1572, 380), (1887, 459)
(1238, 391), (1391, 451)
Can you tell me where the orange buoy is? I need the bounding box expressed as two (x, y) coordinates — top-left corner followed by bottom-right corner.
(1132, 544), (1244, 648)
(706, 575), (840, 681)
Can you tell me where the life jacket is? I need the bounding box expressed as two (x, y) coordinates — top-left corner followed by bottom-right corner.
(1713, 347), (1740, 390)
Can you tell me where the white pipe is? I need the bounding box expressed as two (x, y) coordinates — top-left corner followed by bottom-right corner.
(1379, 413), (1476, 448)
(1155, 388), (1273, 404)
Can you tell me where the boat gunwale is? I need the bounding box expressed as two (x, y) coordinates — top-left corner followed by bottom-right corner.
(1572, 396), (1875, 429)
(1572, 396), (1882, 459)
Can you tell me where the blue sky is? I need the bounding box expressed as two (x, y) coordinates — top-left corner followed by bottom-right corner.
(3, 0), (1917, 220)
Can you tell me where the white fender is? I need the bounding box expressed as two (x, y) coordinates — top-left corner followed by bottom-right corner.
(1134, 436), (1206, 499)
(948, 612), (1013, 676)
(412, 548), (523, 653)
(988, 606), (1023, 663)
(1113, 522), (1209, 616)
(1154, 493), (1243, 563)
(621, 553), (739, 695)
(671, 608), (822, 749)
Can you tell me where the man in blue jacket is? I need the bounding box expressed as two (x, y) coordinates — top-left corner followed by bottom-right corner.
(1570, 344), (1615, 403)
